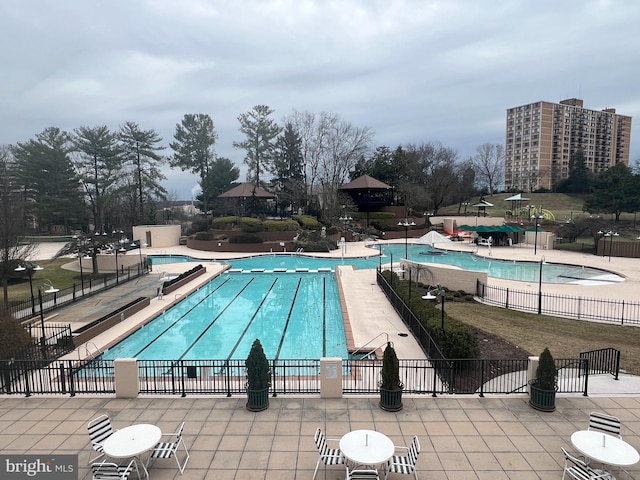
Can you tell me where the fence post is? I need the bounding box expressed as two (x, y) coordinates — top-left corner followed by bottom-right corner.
(479, 359), (485, 397)
(58, 362), (67, 394)
(505, 288), (509, 309)
(582, 358), (589, 396)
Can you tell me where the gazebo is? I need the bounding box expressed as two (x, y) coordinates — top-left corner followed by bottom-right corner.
(339, 174), (394, 227)
(218, 183), (276, 216)
(472, 197), (494, 217)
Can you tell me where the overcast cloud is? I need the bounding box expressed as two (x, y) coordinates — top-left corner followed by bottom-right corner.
(2, 0), (639, 199)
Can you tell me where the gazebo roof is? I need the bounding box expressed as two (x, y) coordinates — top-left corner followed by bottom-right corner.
(340, 174), (391, 190)
(218, 183), (275, 198)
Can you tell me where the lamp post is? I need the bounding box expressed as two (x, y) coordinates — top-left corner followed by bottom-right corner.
(537, 256), (546, 315)
(14, 263), (43, 316)
(339, 215), (352, 254)
(440, 289), (446, 332)
(531, 214), (544, 255)
(398, 219), (416, 259)
(38, 280), (59, 359)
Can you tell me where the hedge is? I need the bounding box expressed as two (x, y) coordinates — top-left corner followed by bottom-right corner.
(162, 264), (204, 289)
(263, 219), (300, 231)
(381, 270), (480, 360)
(291, 214), (322, 229)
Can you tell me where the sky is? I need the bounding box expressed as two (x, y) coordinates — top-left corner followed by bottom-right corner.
(2, 0), (640, 200)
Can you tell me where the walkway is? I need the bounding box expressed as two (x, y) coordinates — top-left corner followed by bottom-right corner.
(2, 394), (640, 480)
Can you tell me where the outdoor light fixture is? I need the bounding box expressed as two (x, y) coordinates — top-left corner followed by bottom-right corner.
(597, 230), (619, 261)
(531, 213), (544, 255)
(339, 215), (352, 254)
(440, 289), (446, 332)
(538, 256), (547, 315)
(14, 263), (43, 316)
(398, 219), (416, 259)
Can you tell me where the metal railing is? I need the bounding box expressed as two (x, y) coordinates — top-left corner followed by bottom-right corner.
(9, 262), (149, 321)
(0, 357), (589, 397)
(476, 280), (640, 325)
(580, 347), (621, 380)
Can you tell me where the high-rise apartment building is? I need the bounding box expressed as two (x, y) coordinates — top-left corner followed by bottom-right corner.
(505, 98), (632, 192)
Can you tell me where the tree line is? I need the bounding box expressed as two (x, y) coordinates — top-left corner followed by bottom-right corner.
(1, 105), (506, 237)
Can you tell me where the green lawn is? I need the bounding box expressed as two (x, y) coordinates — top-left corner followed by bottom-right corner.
(445, 302), (640, 376)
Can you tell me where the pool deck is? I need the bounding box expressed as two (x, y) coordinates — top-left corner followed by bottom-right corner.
(7, 241), (640, 479)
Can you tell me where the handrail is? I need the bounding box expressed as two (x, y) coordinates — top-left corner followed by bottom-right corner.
(350, 332), (389, 359)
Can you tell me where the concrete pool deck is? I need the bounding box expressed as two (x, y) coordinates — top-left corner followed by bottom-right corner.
(38, 239), (640, 360)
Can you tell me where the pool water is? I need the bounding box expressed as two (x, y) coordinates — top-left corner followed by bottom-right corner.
(150, 244), (623, 284)
(101, 271), (346, 361)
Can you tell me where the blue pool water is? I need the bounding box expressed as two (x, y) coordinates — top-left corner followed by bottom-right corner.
(150, 243), (623, 284)
(101, 271), (346, 361)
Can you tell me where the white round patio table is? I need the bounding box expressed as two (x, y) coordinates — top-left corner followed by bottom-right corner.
(103, 424), (162, 479)
(340, 429), (394, 468)
(571, 430), (640, 467)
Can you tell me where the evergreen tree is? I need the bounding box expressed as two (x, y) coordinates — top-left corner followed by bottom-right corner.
(556, 149), (591, 193)
(12, 127), (85, 231)
(233, 105), (281, 186)
(584, 163), (636, 221)
(119, 122), (167, 225)
(169, 114), (217, 214)
(272, 122), (305, 215)
(72, 126), (123, 232)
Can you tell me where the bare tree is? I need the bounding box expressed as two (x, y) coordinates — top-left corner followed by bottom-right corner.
(287, 110), (372, 218)
(404, 143), (459, 215)
(471, 143), (504, 195)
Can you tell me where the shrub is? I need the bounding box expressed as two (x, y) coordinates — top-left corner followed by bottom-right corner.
(246, 339), (271, 390)
(464, 294), (474, 301)
(533, 347), (557, 390)
(193, 231), (214, 241)
(263, 219), (299, 231)
(292, 214), (321, 229)
(239, 217), (264, 233)
(380, 342), (402, 391)
(229, 234), (263, 244)
(0, 307), (34, 360)
(211, 216), (240, 229)
(162, 264), (204, 289)
(379, 270), (480, 359)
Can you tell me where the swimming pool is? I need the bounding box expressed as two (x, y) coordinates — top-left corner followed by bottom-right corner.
(101, 271), (347, 361)
(150, 243), (623, 284)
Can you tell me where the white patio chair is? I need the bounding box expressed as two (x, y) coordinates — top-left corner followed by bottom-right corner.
(90, 460), (136, 480)
(313, 427), (344, 480)
(87, 414), (115, 464)
(347, 465), (380, 480)
(385, 435), (420, 480)
(588, 412), (622, 438)
(146, 422), (190, 474)
(561, 448), (613, 480)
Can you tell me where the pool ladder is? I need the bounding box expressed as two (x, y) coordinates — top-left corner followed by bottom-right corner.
(350, 332), (390, 360)
(78, 341), (102, 362)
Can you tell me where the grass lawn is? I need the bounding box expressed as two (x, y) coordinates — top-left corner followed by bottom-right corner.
(8, 258), (86, 302)
(446, 302), (640, 376)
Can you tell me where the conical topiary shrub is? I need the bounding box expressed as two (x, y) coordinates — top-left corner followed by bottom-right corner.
(379, 342), (403, 411)
(245, 339), (271, 411)
(529, 347), (557, 412)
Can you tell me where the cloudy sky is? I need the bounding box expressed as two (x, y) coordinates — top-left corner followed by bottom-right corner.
(2, 0), (639, 199)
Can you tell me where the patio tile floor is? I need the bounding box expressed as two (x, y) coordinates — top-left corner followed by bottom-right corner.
(1, 394), (639, 479)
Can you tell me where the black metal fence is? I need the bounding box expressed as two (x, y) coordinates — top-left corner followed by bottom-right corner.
(0, 356), (590, 397)
(9, 262), (148, 321)
(476, 280), (640, 325)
